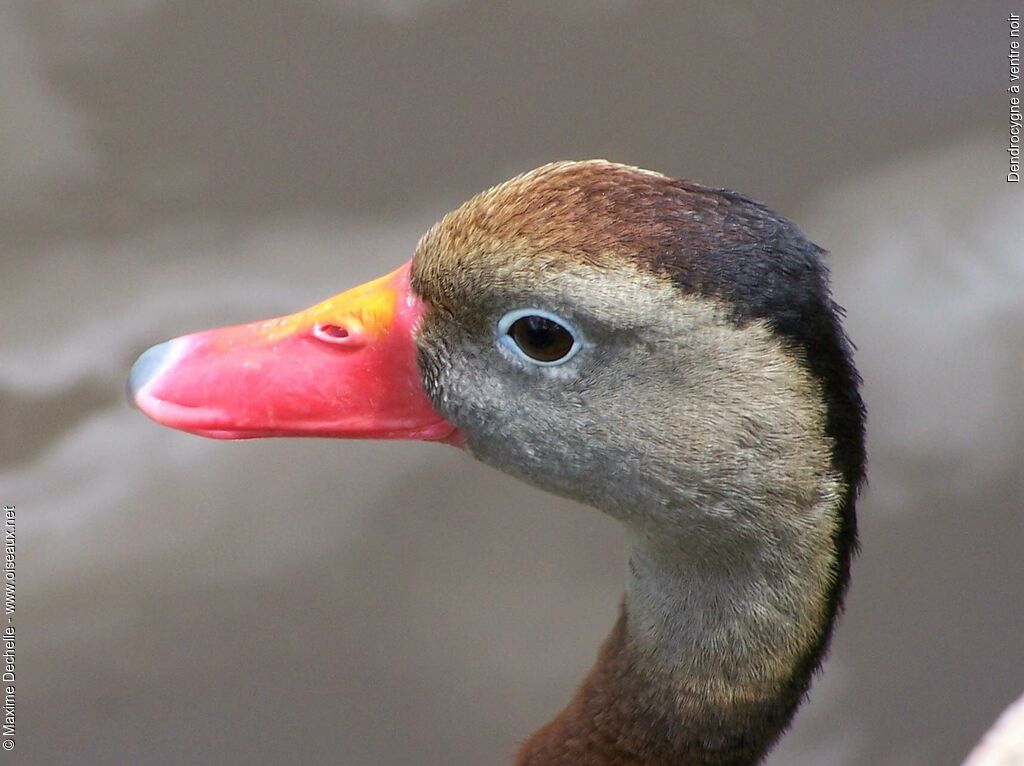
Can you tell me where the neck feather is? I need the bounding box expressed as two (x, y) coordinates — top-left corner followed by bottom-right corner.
(517, 488), (847, 766)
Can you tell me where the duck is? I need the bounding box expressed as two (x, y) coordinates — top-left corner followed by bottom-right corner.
(128, 160), (867, 766)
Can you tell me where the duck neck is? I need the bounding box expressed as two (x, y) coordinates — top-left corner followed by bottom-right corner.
(517, 503), (843, 766)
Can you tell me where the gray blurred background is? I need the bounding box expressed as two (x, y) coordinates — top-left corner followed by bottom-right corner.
(3, 1), (1022, 764)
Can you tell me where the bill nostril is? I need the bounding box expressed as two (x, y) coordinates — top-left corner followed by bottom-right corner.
(313, 322), (363, 346)
(315, 323), (348, 339)
(126, 340), (176, 406)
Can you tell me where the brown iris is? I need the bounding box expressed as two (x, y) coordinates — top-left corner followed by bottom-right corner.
(507, 315), (576, 363)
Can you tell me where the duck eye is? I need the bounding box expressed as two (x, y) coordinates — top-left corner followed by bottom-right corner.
(498, 310), (581, 366)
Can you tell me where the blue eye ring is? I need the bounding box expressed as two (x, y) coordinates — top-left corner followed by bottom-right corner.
(497, 309), (582, 366)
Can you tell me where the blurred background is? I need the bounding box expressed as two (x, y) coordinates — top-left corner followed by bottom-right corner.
(3, 1), (1022, 764)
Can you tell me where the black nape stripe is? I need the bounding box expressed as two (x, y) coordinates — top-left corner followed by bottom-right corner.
(655, 181), (867, 657)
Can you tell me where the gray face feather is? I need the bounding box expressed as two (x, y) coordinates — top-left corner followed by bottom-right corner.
(415, 257), (843, 704)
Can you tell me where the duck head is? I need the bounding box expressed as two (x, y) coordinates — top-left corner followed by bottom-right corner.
(131, 161), (863, 540)
(129, 161), (866, 765)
